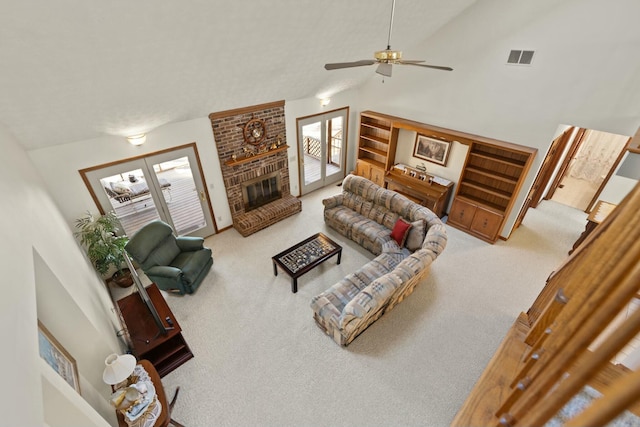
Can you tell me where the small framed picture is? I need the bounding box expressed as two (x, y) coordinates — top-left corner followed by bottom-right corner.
(38, 320), (81, 394)
(413, 135), (451, 166)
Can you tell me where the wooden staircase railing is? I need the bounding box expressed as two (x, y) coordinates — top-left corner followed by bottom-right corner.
(451, 180), (640, 427)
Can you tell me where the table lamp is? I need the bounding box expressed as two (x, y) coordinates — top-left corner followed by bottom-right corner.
(102, 353), (137, 386)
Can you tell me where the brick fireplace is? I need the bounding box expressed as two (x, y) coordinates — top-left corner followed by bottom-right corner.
(209, 100), (301, 236)
(242, 171), (281, 212)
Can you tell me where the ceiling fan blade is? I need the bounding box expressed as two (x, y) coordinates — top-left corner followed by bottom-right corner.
(400, 62), (453, 71)
(324, 60), (376, 70)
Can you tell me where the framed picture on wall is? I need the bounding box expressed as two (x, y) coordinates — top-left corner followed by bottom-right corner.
(413, 135), (451, 166)
(38, 320), (81, 393)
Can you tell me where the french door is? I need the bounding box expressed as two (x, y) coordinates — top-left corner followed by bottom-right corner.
(297, 107), (348, 194)
(82, 145), (215, 238)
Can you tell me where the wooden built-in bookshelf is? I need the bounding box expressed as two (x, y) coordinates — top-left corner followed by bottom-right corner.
(353, 110), (537, 243)
(355, 112), (398, 186)
(448, 141), (536, 243)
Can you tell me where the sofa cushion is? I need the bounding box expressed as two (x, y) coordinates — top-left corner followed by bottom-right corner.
(324, 206), (363, 238)
(405, 219), (426, 251)
(381, 240), (411, 258)
(390, 218), (412, 246)
(111, 181), (132, 194)
(352, 218), (389, 250)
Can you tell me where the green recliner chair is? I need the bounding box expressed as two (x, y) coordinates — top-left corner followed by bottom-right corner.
(125, 220), (213, 295)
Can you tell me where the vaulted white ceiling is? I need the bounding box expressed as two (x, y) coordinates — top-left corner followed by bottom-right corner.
(0, 1), (475, 150)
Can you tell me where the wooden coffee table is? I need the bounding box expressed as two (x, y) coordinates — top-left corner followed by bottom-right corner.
(272, 233), (342, 293)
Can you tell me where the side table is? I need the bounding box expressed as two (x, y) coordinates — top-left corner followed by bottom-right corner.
(116, 360), (168, 427)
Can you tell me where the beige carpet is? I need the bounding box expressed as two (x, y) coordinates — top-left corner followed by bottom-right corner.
(149, 184), (587, 427)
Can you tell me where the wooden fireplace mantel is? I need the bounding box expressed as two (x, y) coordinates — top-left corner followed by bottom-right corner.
(224, 145), (289, 167)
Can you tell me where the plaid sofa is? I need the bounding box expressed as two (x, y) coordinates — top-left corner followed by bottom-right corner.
(311, 174), (447, 346)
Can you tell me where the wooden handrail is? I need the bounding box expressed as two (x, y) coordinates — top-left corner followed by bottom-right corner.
(505, 192), (640, 424)
(453, 182), (640, 427)
(516, 261), (640, 426)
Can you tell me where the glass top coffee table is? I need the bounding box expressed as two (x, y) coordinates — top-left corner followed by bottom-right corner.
(272, 232), (342, 293)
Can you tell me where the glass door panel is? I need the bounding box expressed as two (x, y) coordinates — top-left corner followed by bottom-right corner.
(147, 152), (211, 237)
(301, 121), (323, 189)
(297, 107), (348, 195)
(327, 116), (344, 180)
(99, 168), (161, 236)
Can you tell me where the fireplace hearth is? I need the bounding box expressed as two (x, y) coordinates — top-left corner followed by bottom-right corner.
(242, 171), (282, 211)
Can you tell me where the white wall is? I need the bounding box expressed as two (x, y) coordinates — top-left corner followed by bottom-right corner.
(28, 117), (232, 230)
(0, 124), (118, 426)
(358, 0), (640, 237)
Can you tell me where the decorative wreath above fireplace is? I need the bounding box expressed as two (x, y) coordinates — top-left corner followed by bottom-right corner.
(242, 117), (266, 145)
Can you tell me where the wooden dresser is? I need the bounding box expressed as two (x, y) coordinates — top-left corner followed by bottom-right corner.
(384, 169), (453, 218)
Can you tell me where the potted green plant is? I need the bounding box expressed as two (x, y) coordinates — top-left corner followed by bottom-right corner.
(74, 211), (133, 287)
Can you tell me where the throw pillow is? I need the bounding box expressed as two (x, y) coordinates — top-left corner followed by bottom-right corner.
(405, 219), (426, 251)
(390, 218), (412, 246)
(111, 182), (131, 194)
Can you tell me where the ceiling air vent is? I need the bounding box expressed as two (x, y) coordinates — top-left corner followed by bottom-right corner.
(507, 50), (535, 65)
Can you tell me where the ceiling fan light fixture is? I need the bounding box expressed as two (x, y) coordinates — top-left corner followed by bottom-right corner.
(376, 63), (393, 77)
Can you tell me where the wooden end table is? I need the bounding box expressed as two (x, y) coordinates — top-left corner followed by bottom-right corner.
(272, 233), (342, 293)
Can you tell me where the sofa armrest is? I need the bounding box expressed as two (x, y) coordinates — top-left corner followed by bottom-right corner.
(176, 236), (205, 251)
(339, 273), (402, 330)
(422, 223), (447, 256)
(310, 294), (342, 330)
(145, 265), (182, 279)
(322, 194), (344, 209)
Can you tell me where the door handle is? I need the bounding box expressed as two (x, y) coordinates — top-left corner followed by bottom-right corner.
(199, 190), (205, 201)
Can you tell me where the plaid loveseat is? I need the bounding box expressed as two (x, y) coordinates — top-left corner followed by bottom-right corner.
(311, 174), (447, 346)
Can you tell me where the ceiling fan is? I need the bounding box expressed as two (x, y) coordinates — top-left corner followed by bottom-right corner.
(324, 0), (453, 77)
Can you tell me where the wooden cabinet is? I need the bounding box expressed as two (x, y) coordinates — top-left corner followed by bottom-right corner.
(470, 206), (504, 240)
(355, 159), (386, 186)
(369, 164), (386, 186)
(449, 198), (476, 229)
(118, 284), (194, 377)
(448, 141), (536, 243)
(355, 111), (398, 185)
(450, 198), (504, 241)
(385, 169), (453, 218)
(354, 158), (369, 177)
